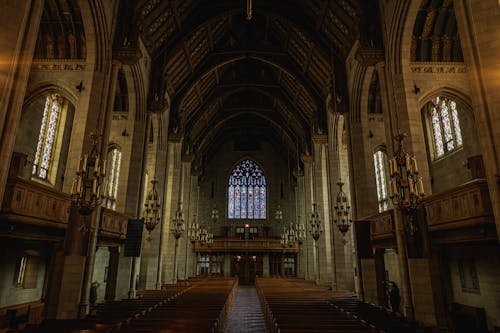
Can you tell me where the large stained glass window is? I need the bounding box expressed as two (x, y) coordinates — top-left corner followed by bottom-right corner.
(228, 159), (266, 219)
(373, 150), (389, 212)
(106, 148), (122, 210)
(430, 96), (463, 159)
(32, 94), (63, 180)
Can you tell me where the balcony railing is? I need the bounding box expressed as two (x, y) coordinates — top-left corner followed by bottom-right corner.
(99, 207), (128, 240)
(194, 238), (299, 253)
(1, 176), (70, 228)
(368, 209), (395, 242)
(424, 179), (493, 232)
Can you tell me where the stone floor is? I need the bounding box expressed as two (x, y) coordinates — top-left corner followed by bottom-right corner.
(225, 285), (269, 333)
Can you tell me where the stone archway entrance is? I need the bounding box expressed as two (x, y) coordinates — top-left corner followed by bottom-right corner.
(231, 253), (263, 285)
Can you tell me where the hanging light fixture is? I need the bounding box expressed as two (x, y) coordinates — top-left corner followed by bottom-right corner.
(188, 215), (201, 244)
(294, 216), (306, 244)
(245, 0), (253, 20)
(389, 133), (425, 232)
(309, 203), (322, 241)
(171, 202), (185, 239)
(211, 204), (219, 223)
(333, 182), (353, 235)
(275, 205), (283, 222)
(71, 133), (106, 216)
(144, 179), (161, 234)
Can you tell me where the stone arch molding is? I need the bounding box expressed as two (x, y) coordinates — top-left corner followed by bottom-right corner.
(24, 82), (78, 109)
(417, 86), (473, 115)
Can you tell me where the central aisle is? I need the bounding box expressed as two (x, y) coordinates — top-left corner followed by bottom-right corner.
(225, 285), (269, 333)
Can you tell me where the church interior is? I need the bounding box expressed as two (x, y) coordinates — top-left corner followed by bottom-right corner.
(0, 0), (499, 332)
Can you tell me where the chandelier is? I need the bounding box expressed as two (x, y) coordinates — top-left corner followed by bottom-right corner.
(309, 203), (322, 241)
(333, 182), (353, 235)
(280, 225), (295, 247)
(71, 133), (106, 215)
(389, 133), (425, 234)
(211, 204), (219, 223)
(389, 133), (425, 210)
(188, 220), (201, 244)
(144, 179), (161, 234)
(171, 202), (185, 239)
(275, 205), (283, 222)
(199, 227), (213, 246)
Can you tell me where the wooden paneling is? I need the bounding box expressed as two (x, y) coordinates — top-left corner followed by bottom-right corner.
(1, 177), (70, 228)
(99, 208), (128, 240)
(424, 179), (493, 232)
(194, 238), (299, 253)
(369, 209), (395, 242)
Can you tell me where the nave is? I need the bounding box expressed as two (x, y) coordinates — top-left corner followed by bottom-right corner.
(0, 0), (499, 332)
(10, 277), (437, 333)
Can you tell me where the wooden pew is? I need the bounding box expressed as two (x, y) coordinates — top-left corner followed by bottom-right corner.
(119, 278), (237, 333)
(256, 278), (381, 333)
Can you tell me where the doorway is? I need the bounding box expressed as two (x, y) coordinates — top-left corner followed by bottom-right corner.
(231, 254), (263, 285)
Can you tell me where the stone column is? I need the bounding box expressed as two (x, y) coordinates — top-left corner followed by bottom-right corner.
(177, 154), (193, 281)
(301, 154), (315, 281)
(312, 135), (335, 286)
(161, 138), (183, 284)
(224, 255), (231, 278)
(454, 0), (500, 240)
(104, 247), (120, 301)
(262, 254), (270, 277)
(0, 0), (43, 205)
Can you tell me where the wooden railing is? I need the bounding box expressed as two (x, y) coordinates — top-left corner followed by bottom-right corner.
(194, 238), (299, 253)
(99, 207), (128, 240)
(1, 177), (70, 228)
(424, 179), (493, 232)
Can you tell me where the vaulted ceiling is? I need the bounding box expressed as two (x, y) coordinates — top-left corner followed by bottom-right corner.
(122, 0), (377, 167)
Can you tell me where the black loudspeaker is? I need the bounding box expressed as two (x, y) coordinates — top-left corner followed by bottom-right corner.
(124, 218), (144, 257)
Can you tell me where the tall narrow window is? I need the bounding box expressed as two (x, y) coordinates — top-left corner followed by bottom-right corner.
(373, 150), (389, 212)
(430, 96), (463, 159)
(228, 159), (266, 219)
(32, 94), (63, 179)
(107, 148), (122, 210)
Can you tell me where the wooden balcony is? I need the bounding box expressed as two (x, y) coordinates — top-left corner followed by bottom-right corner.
(369, 209), (395, 242)
(194, 238), (299, 253)
(1, 177), (70, 232)
(424, 179), (494, 237)
(99, 207), (128, 241)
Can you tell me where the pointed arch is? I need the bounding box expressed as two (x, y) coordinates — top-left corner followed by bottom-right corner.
(227, 159), (267, 219)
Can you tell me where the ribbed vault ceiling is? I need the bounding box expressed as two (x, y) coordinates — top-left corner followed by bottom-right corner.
(128, 0), (373, 166)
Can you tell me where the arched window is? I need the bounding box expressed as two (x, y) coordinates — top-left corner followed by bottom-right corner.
(106, 147), (122, 210)
(228, 159), (266, 219)
(429, 96), (463, 159)
(32, 93), (63, 180)
(373, 150), (389, 212)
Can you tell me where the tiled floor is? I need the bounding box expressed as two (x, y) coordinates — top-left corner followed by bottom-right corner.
(225, 285), (269, 333)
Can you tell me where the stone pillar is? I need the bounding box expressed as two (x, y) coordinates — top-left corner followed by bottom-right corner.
(177, 154), (193, 281)
(454, 0), (500, 240)
(262, 254), (270, 277)
(224, 255), (231, 278)
(394, 210), (414, 319)
(312, 135), (335, 286)
(161, 139), (182, 284)
(301, 155), (315, 281)
(0, 0), (43, 205)
(105, 247), (120, 301)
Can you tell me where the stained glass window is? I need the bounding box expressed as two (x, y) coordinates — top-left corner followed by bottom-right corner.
(430, 96), (463, 159)
(33, 94), (63, 180)
(107, 148), (122, 210)
(373, 150), (389, 212)
(228, 159), (266, 219)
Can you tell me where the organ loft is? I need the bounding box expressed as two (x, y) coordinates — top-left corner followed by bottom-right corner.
(0, 0), (499, 332)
